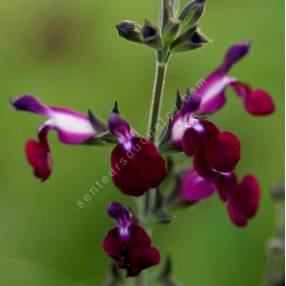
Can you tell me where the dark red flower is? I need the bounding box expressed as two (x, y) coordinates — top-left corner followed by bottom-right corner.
(172, 112), (240, 179)
(179, 170), (260, 227)
(109, 112), (166, 196)
(103, 202), (160, 277)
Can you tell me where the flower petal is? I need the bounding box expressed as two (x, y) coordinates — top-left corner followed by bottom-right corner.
(103, 223), (160, 277)
(206, 131), (240, 172)
(10, 94), (49, 115)
(194, 43), (250, 114)
(194, 72), (233, 114)
(220, 42), (250, 73)
(231, 82), (275, 115)
(11, 95), (97, 144)
(108, 112), (132, 140)
(25, 139), (52, 181)
(227, 175), (260, 227)
(215, 172), (237, 201)
(111, 137), (166, 196)
(181, 169), (215, 202)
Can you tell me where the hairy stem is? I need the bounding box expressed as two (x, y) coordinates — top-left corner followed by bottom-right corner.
(137, 56), (168, 286)
(148, 62), (167, 142)
(143, 59), (167, 218)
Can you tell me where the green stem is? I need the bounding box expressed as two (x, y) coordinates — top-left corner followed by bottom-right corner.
(137, 56), (168, 286)
(134, 272), (148, 286)
(147, 61), (167, 143)
(263, 189), (284, 286)
(143, 59), (168, 219)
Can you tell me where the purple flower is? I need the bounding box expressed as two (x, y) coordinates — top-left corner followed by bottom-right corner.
(10, 95), (99, 181)
(194, 42), (275, 115)
(103, 201), (160, 277)
(109, 112), (166, 197)
(172, 115), (240, 179)
(170, 43), (275, 180)
(180, 169), (260, 227)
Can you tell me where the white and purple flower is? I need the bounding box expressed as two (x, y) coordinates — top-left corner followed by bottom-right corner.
(10, 95), (102, 181)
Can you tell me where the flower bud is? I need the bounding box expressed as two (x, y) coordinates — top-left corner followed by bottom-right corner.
(141, 20), (163, 49)
(171, 26), (208, 53)
(179, 0), (206, 32)
(162, 18), (181, 46)
(116, 21), (142, 43)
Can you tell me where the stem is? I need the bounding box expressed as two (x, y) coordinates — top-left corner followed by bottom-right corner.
(263, 188), (284, 286)
(142, 58), (167, 218)
(147, 61), (167, 143)
(134, 272), (148, 286)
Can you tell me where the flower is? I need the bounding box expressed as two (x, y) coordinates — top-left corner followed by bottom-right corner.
(180, 169), (260, 227)
(172, 113), (240, 179)
(195, 42), (275, 115)
(10, 94), (102, 181)
(170, 42), (275, 179)
(103, 201), (160, 277)
(109, 111), (166, 196)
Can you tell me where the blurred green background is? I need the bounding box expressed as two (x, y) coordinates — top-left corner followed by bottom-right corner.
(0, 0), (284, 285)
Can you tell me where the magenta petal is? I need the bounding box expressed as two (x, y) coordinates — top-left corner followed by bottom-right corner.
(244, 89), (275, 115)
(195, 71), (233, 114)
(231, 82), (275, 115)
(108, 112), (132, 139)
(227, 175), (260, 227)
(194, 43), (250, 115)
(181, 169), (215, 203)
(111, 137), (166, 196)
(11, 95), (96, 145)
(10, 94), (49, 115)
(25, 139), (52, 181)
(206, 131), (240, 172)
(220, 42), (250, 73)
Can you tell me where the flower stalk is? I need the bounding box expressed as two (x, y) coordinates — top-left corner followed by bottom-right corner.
(143, 55), (168, 219)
